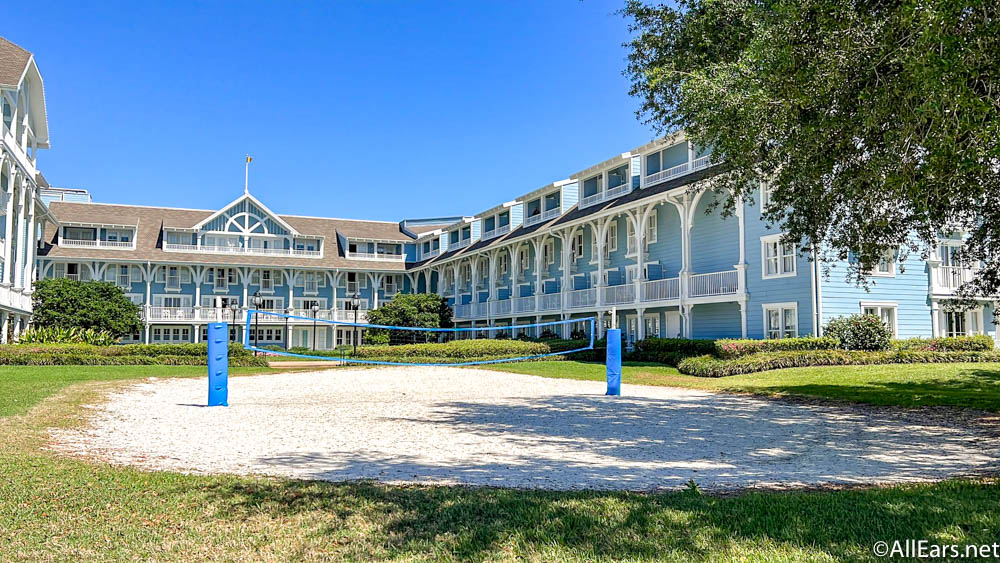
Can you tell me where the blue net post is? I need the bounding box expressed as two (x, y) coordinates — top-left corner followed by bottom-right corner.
(207, 322), (229, 407)
(606, 328), (621, 396)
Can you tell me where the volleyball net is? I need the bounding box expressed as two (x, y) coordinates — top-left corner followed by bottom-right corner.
(241, 310), (596, 366)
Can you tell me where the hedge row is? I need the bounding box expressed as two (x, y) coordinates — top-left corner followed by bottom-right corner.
(714, 337), (840, 359)
(893, 335), (995, 352)
(3, 343), (254, 358)
(353, 339), (551, 360)
(677, 349), (1000, 377)
(0, 352), (269, 367)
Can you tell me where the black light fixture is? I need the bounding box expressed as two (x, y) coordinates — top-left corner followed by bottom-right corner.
(251, 291), (262, 355)
(229, 301), (240, 342)
(311, 303), (320, 351)
(351, 292), (360, 356)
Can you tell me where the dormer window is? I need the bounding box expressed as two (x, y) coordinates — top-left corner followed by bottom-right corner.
(582, 175), (602, 198)
(498, 211), (510, 227)
(461, 226), (471, 240)
(607, 164), (629, 190)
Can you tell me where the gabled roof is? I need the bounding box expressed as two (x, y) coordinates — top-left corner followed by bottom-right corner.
(0, 37), (31, 88)
(188, 193), (302, 236)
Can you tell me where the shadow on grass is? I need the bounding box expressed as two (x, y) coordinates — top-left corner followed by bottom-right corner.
(730, 368), (1000, 411)
(194, 476), (1000, 560)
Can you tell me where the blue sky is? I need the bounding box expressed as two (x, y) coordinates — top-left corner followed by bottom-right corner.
(7, 1), (654, 221)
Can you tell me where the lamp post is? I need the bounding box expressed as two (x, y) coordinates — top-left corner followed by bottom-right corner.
(351, 292), (360, 357)
(311, 303), (320, 351)
(251, 291), (262, 355)
(284, 307), (291, 350)
(229, 301), (240, 342)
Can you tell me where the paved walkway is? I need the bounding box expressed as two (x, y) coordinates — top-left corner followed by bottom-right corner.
(52, 368), (1000, 491)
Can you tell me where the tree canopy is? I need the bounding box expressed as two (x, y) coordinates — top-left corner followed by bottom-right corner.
(32, 278), (143, 337)
(623, 0), (1000, 299)
(364, 293), (453, 344)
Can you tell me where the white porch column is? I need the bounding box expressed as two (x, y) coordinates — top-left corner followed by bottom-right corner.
(636, 307), (646, 341)
(738, 300), (747, 339)
(2, 181), (16, 286)
(0, 314), (8, 344)
(559, 229), (573, 311)
(596, 310), (605, 340)
(13, 185), (27, 289)
(533, 236), (544, 311)
(593, 219), (608, 306)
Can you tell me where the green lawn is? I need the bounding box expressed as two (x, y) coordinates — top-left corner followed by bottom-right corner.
(486, 361), (1000, 411)
(0, 365), (278, 417)
(1, 364), (998, 560)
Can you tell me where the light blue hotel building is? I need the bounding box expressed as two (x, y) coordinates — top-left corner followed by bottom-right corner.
(10, 33), (991, 348)
(36, 130), (996, 348)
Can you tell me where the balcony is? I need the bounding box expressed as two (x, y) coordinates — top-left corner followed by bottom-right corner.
(346, 250), (406, 262)
(490, 299), (512, 316)
(450, 238), (472, 251)
(481, 224), (511, 240)
(538, 293), (561, 311)
(60, 239), (135, 250)
(641, 277), (680, 302)
(523, 207), (561, 227)
(603, 283), (636, 306)
(0, 284), (32, 312)
(514, 296), (535, 314)
(453, 303), (471, 319)
(643, 154), (713, 187)
(421, 248), (440, 260)
(567, 287), (597, 309)
(163, 243), (321, 258)
(933, 265), (978, 293)
(579, 182), (633, 210)
(689, 270), (740, 298)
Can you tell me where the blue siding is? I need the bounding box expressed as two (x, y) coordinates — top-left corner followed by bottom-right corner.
(562, 181), (579, 212)
(689, 193), (739, 274)
(644, 204), (682, 278)
(743, 196), (815, 337)
(691, 302), (742, 339)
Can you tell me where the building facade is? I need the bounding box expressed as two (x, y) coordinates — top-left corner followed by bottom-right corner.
(35, 132), (997, 348)
(8, 35), (993, 348)
(0, 38), (56, 342)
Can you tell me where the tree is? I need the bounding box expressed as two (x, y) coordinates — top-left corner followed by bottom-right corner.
(364, 293), (453, 344)
(32, 278), (143, 337)
(623, 0), (1000, 302)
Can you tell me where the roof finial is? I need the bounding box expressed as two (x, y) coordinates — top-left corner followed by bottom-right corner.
(244, 154), (252, 195)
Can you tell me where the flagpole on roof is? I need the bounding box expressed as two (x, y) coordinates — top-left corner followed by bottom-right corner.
(244, 154), (252, 195)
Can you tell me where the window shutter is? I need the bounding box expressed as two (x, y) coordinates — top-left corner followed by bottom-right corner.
(155, 268), (165, 283)
(181, 269), (192, 284)
(104, 266), (116, 282)
(251, 270), (260, 285)
(54, 263), (65, 278)
(130, 266), (142, 283)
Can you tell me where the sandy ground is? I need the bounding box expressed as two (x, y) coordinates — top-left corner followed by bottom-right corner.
(51, 368), (1000, 491)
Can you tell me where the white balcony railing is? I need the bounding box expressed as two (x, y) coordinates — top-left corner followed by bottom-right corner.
(449, 238), (472, 251)
(936, 265), (977, 291)
(60, 239), (135, 250)
(472, 302), (489, 317)
(163, 243), (322, 258)
(0, 285), (32, 312)
(579, 181), (633, 210)
(641, 277), (680, 302)
(567, 287), (597, 309)
(643, 154), (713, 187)
(523, 207), (561, 227)
(514, 296), (535, 313)
(538, 293), (561, 311)
(490, 299), (512, 316)
(421, 248), (440, 260)
(453, 303), (472, 319)
(689, 270), (740, 298)
(603, 283), (636, 305)
(482, 224), (511, 240)
(345, 251), (406, 262)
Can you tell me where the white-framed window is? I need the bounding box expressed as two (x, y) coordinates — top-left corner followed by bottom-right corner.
(125, 293), (143, 305)
(294, 297), (328, 310)
(760, 182), (774, 210)
(625, 264), (639, 284)
(626, 221), (637, 255)
(251, 269), (277, 291)
(607, 221), (618, 253)
(497, 253), (509, 276)
(645, 217), (657, 246)
(761, 234), (796, 278)
(941, 308), (983, 337)
(643, 313), (660, 339)
(207, 267), (232, 290)
(130, 265), (143, 283)
(381, 274), (401, 294)
(519, 248), (530, 271)
(763, 302), (798, 339)
(572, 232), (584, 259)
(871, 249), (896, 277)
(861, 302), (898, 337)
(543, 240), (555, 266)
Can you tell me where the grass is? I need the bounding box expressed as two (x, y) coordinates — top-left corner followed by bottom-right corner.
(487, 361), (1000, 411)
(0, 365), (278, 417)
(1, 364), (998, 559)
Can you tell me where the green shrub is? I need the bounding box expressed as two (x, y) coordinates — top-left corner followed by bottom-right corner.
(31, 278), (142, 338)
(677, 349), (1000, 377)
(894, 335), (995, 352)
(824, 314), (893, 351)
(629, 338), (717, 365)
(353, 339), (550, 360)
(0, 350), (268, 367)
(18, 326), (118, 346)
(2, 342), (253, 359)
(714, 337), (840, 359)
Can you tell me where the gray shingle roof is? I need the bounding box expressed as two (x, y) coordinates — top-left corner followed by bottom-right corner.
(0, 37), (31, 88)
